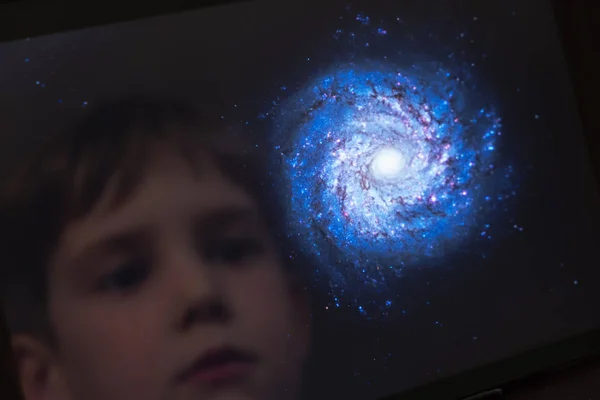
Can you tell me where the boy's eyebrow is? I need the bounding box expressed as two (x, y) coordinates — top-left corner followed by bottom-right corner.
(67, 227), (153, 267)
(194, 206), (263, 236)
(67, 206), (261, 265)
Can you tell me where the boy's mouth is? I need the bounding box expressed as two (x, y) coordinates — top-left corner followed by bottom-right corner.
(177, 346), (258, 387)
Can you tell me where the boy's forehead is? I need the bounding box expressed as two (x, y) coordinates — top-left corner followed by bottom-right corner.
(53, 152), (262, 267)
(80, 146), (239, 212)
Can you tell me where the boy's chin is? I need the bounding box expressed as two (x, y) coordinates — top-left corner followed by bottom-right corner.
(177, 385), (283, 400)
(183, 390), (270, 400)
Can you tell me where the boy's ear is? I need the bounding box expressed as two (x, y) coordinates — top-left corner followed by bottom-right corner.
(11, 335), (70, 400)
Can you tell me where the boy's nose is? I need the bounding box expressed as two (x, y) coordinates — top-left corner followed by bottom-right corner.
(178, 296), (230, 331)
(165, 249), (231, 331)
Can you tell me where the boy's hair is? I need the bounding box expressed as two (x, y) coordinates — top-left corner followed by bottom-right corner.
(0, 95), (292, 342)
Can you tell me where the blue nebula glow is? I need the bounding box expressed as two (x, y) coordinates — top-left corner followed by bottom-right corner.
(267, 15), (517, 313)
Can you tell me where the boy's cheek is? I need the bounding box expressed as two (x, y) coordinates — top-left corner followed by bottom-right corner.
(50, 291), (159, 358)
(48, 300), (170, 399)
(234, 266), (294, 319)
(231, 268), (303, 356)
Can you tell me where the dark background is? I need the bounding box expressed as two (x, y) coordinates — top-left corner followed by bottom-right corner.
(1, 1), (599, 399)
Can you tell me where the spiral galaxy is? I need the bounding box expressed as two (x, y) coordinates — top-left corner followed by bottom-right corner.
(269, 15), (515, 313)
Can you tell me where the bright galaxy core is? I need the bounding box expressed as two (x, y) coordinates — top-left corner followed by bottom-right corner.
(270, 15), (515, 313)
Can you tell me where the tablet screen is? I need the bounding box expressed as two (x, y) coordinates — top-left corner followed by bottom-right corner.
(1, 1), (598, 399)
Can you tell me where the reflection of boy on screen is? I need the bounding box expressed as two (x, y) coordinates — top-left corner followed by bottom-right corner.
(0, 97), (309, 400)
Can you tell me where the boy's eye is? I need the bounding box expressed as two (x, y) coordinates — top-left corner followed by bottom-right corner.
(97, 258), (151, 292)
(204, 238), (265, 265)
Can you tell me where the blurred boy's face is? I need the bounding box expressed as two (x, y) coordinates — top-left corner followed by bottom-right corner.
(16, 148), (308, 400)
